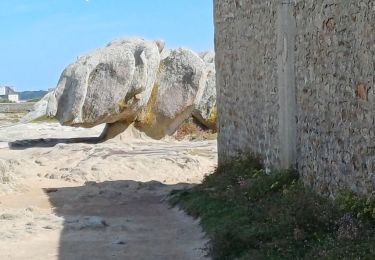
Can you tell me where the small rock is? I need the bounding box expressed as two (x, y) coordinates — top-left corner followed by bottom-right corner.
(35, 160), (45, 166)
(48, 173), (60, 180)
(0, 213), (17, 220)
(80, 216), (109, 229)
(43, 225), (55, 230)
(44, 188), (58, 193)
(113, 240), (126, 245)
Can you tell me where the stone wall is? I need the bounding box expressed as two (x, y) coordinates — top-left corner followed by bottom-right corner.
(0, 103), (35, 113)
(215, 0), (281, 170)
(215, 0), (375, 195)
(295, 0), (375, 195)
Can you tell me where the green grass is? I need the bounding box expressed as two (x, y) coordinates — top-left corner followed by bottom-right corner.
(31, 115), (58, 123)
(0, 99), (14, 103)
(170, 157), (375, 259)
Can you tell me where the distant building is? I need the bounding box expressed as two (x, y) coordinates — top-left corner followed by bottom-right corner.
(0, 86), (19, 103)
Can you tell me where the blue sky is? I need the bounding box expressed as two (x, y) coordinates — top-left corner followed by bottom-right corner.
(0, 0), (214, 91)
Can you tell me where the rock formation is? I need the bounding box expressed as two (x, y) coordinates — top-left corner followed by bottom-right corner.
(21, 92), (55, 123)
(39, 38), (216, 140)
(136, 48), (207, 139)
(192, 61), (217, 129)
(199, 51), (215, 64)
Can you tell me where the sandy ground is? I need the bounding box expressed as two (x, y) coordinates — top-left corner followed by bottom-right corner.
(0, 117), (217, 259)
(0, 112), (25, 128)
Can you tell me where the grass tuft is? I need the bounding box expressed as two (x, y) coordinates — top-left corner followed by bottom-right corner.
(31, 115), (58, 123)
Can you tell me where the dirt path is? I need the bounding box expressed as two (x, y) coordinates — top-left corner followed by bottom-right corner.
(0, 122), (216, 259)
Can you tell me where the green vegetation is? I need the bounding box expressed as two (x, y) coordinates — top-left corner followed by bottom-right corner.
(27, 98), (42, 103)
(170, 157), (375, 259)
(18, 90), (48, 101)
(31, 115), (58, 123)
(0, 98), (14, 103)
(337, 191), (375, 221)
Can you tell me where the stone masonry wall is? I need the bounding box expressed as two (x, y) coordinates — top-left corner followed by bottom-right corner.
(215, 0), (281, 170)
(215, 0), (375, 195)
(0, 103), (35, 113)
(295, 0), (375, 195)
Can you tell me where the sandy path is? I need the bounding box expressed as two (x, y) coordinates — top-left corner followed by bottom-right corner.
(0, 122), (216, 259)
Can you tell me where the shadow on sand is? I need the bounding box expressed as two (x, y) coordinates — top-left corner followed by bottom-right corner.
(8, 137), (102, 150)
(45, 180), (208, 260)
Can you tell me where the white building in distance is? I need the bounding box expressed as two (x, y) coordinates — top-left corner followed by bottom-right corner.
(0, 86), (19, 103)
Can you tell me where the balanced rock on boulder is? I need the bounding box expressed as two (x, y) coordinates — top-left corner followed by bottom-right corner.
(41, 38), (216, 140)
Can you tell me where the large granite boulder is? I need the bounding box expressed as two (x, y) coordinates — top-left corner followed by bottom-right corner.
(45, 38), (216, 140)
(135, 48), (207, 139)
(192, 62), (217, 129)
(48, 38), (162, 128)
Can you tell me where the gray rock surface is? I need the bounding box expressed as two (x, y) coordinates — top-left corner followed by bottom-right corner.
(46, 92), (58, 117)
(136, 48), (207, 139)
(21, 92), (54, 123)
(50, 38), (161, 128)
(193, 63), (217, 129)
(199, 51), (215, 64)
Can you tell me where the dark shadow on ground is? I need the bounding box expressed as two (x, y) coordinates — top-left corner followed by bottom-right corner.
(46, 180), (208, 260)
(8, 137), (102, 150)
